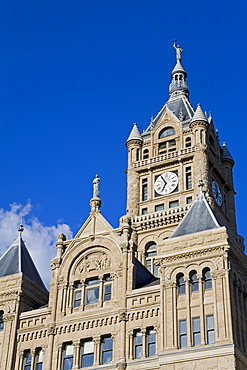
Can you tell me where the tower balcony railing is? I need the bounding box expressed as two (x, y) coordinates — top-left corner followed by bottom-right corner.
(132, 146), (196, 169)
(133, 204), (191, 224)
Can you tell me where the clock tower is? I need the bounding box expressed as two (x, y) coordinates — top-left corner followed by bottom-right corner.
(126, 42), (239, 275)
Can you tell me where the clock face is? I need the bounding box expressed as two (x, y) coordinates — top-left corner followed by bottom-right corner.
(154, 172), (178, 195)
(212, 180), (222, 206)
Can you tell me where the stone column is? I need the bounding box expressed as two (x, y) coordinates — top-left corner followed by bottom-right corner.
(56, 344), (63, 370)
(62, 284), (68, 315)
(99, 275), (104, 307)
(73, 340), (81, 369)
(127, 331), (133, 360)
(15, 350), (24, 370)
(141, 328), (146, 358)
(68, 283), (74, 314)
(198, 274), (205, 345)
(185, 277), (191, 347)
(93, 335), (101, 365)
(81, 279), (86, 311)
(31, 349), (36, 369)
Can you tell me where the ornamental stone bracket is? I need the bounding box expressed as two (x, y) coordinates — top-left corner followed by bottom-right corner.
(116, 362), (127, 370)
(118, 310), (128, 322)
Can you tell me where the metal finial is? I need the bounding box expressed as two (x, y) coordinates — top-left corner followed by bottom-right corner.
(93, 174), (100, 198)
(18, 218), (24, 237)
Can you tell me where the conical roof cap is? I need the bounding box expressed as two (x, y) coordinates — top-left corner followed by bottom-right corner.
(221, 142), (234, 162)
(126, 123), (143, 143)
(190, 104), (208, 123)
(171, 61), (187, 77)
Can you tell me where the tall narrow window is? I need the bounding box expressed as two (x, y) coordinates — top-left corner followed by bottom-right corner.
(81, 340), (94, 367)
(177, 274), (186, 294)
(203, 269), (212, 290)
(86, 278), (100, 305)
(142, 178), (148, 201)
(63, 344), (73, 370)
(147, 328), (156, 357)
(192, 317), (201, 346)
(190, 271), (199, 292)
(101, 336), (113, 364)
(24, 351), (32, 370)
(146, 243), (158, 277)
(185, 137), (192, 147)
(74, 281), (82, 307)
(206, 315), (215, 344)
(185, 167), (192, 189)
(104, 276), (112, 301)
(143, 149), (149, 159)
(179, 320), (187, 348)
(0, 311), (4, 330)
(134, 331), (142, 359)
(35, 349), (44, 370)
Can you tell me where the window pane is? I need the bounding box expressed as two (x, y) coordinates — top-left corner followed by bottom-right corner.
(135, 345), (142, 359)
(63, 357), (73, 370)
(179, 320), (186, 335)
(87, 279), (100, 286)
(86, 287), (99, 305)
(102, 351), (112, 364)
(206, 315), (214, 330)
(148, 342), (156, 357)
(193, 318), (200, 332)
(180, 335), (187, 348)
(194, 332), (201, 347)
(83, 341), (94, 354)
(207, 331), (215, 344)
(82, 354), (94, 367)
(36, 364), (43, 370)
(135, 332), (142, 345)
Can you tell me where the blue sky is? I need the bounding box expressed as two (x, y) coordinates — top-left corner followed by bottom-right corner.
(0, 1), (246, 285)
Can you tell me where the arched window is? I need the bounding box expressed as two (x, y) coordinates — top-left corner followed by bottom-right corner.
(190, 271), (198, 292)
(143, 149), (149, 159)
(24, 351), (32, 370)
(35, 349), (44, 370)
(177, 273), (186, 294)
(146, 243), (158, 277)
(185, 137), (191, 147)
(203, 269), (212, 290)
(159, 127), (175, 139)
(0, 311), (4, 330)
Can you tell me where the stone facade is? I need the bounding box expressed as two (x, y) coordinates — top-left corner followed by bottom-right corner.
(0, 47), (247, 369)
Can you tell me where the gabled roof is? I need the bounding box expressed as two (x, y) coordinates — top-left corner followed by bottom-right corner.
(170, 191), (220, 238)
(0, 236), (46, 290)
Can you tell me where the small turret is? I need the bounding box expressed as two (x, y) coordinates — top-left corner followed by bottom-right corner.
(169, 41), (189, 98)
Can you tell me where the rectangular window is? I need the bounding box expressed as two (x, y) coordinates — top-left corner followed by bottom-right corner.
(74, 282), (82, 307)
(141, 208), (148, 215)
(104, 276), (112, 301)
(186, 197), (192, 204)
(192, 318), (201, 346)
(185, 167), (192, 190)
(179, 320), (187, 348)
(101, 336), (113, 364)
(142, 179), (148, 201)
(147, 328), (156, 357)
(134, 331), (142, 359)
(155, 204), (164, 212)
(206, 315), (215, 344)
(86, 278), (100, 305)
(81, 340), (94, 368)
(169, 200), (179, 208)
(35, 349), (44, 370)
(63, 344), (73, 370)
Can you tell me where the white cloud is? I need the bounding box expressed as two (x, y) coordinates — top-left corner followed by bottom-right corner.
(0, 202), (73, 288)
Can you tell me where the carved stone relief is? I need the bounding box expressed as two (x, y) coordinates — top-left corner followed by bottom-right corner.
(77, 252), (111, 274)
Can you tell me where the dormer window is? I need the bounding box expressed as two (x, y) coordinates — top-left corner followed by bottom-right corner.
(159, 127), (175, 139)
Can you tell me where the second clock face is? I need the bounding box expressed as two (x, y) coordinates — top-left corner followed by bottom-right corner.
(212, 180), (222, 206)
(154, 172), (178, 195)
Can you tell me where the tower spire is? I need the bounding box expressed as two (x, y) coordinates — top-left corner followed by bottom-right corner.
(169, 41), (189, 98)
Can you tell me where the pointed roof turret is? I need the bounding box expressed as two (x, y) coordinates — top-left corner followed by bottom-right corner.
(126, 123), (143, 144)
(170, 191), (220, 238)
(0, 224), (46, 290)
(221, 142), (234, 163)
(190, 104), (208, 124)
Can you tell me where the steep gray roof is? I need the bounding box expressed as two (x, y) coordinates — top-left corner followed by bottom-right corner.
(190, 104), (208, 123)
(170, 192), (220, 238)
(0, 236), (46, 290)
(221, 142), (234, 162)
(126, 123), (143, 143)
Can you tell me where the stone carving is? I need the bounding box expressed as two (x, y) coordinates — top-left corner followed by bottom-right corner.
(116, 363), (127, 370)
(93, 174), (100, 198)
(173, 40), (183, 62)
(78, 252), (111, 273)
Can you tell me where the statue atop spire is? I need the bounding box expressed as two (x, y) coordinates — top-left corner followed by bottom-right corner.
(173, 40), (183, 62)
(18, 219), (24, 238)
(93, 174), (100, 198)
